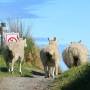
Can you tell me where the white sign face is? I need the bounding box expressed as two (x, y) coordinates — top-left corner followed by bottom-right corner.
(4, 33), (19, 43)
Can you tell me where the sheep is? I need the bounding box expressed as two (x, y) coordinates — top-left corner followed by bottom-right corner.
(62, 41), (88, 68)
(40, 37), (60, 78)
(3, 38), (27, 74)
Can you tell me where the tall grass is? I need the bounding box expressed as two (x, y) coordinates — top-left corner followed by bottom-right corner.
(25, 37), (43, 69)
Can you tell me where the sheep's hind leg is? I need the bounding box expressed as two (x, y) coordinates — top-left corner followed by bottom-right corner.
(44, 66), (48, 78)
(11, 60), (15, 74)
(19, 61), (22, 75)
(55, 63), (59, 76)
(51, 67), (55, 79)
(6, 62), (11, 72)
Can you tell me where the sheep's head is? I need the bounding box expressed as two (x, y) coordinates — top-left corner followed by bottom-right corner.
(19, 38), (27, 47)
(47, 37), (57, 55)
(48, 37), (56, 46)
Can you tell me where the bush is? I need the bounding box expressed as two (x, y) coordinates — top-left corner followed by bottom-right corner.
(25, 37), (43, 69)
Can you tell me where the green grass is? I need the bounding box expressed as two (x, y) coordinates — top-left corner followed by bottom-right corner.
(50, 63), (90, 90)
(0, 55), (40, 77)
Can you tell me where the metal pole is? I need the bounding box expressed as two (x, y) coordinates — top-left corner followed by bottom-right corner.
(0, 22), (6, 48)
(0, 27), (3, 47)
(1, 27), (3, 47)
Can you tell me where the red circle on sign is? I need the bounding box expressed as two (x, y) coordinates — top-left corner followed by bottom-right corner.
(8, 37), (17, 42)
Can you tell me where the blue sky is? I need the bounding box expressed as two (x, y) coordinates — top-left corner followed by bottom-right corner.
(0, 0), (90, 71)
(0, 0), (90, 46)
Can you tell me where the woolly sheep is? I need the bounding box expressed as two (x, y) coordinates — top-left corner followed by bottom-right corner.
(3, 38), (27, 74)
(62, 41), (88, 68)
(40, 37), (60, 78)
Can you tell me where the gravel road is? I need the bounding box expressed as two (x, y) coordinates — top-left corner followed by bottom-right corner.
(0, 71), (53, 90)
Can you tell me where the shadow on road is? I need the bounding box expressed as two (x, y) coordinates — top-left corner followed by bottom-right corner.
(0, 67), (45, 78)
(32, 70), (45, 76)
(0, 67), (8, 72)
(22, 70), (45, 78)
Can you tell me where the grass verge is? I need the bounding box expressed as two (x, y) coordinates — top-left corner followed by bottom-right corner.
(50, 63), (90, 90)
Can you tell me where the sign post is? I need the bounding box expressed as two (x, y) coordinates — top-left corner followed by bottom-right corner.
(0, 22), (6, 47)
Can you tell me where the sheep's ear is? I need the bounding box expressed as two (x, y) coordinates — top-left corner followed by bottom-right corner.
(23, 36), (26, 40)
(24, 38), (26, 40)
(54, 37), (56, 41)
(78, 40), (82, 43)
(17, 35), (19, 40)
(70, 42), (72, 44)
(48, 37), (49, 41)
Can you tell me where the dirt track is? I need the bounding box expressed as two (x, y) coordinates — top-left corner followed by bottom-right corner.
(0, 71), (52, 90)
